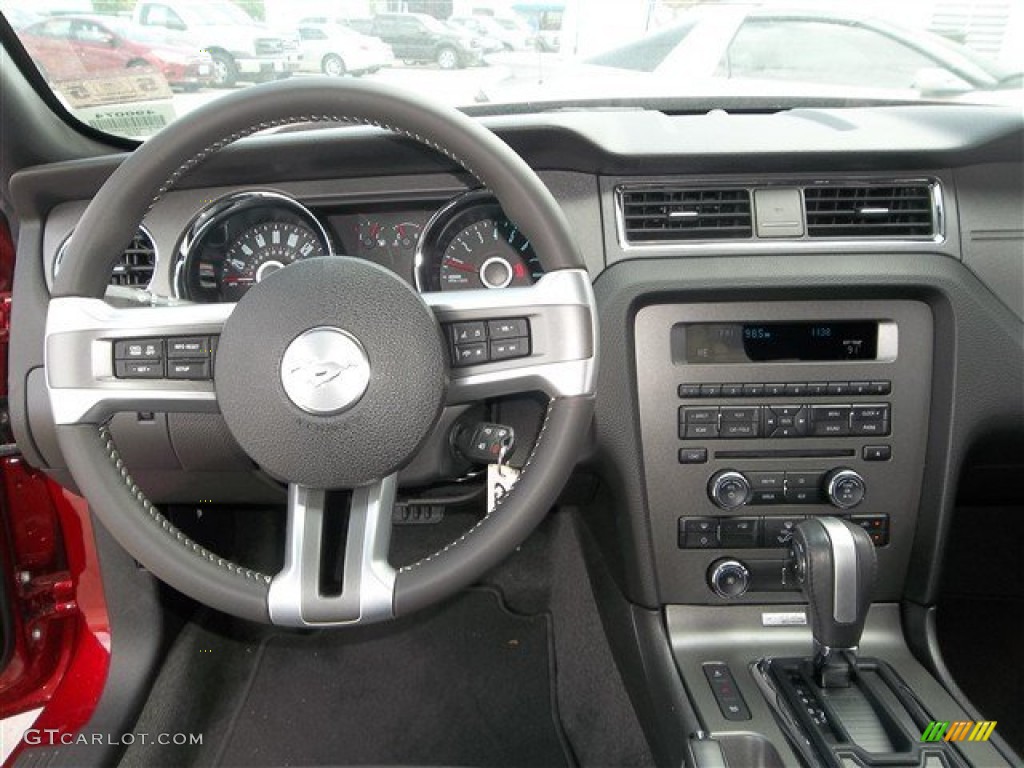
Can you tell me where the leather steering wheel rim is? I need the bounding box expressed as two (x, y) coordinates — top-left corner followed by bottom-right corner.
(47, 79), (596, 625)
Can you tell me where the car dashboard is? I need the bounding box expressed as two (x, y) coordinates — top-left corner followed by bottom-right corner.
(8, 102), (1024, 768)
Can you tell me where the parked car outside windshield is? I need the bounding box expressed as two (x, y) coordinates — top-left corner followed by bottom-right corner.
(0, 0), (1020, 140)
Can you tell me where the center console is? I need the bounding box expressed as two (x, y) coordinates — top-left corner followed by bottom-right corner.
(632, 299), (1013, 767)
(634, 300), (932, 605)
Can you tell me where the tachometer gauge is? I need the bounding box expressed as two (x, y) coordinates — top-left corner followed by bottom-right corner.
(416, 192), (543, 292)
(220, 221), (325, 302)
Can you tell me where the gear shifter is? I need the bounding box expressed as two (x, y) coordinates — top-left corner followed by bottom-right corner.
(791, 517), (876, 687)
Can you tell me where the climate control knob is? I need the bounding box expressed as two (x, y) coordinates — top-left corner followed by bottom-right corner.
(708, 470), (752, 510)
(709, 559), (751, 598)
(825, 468), (867, 509)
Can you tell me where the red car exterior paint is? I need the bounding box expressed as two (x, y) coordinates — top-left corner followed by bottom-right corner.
(0, 218), (110, 765)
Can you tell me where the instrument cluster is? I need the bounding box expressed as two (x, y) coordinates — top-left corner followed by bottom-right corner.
(174, 189), (543, 303)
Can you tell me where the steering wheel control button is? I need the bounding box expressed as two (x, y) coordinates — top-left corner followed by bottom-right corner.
(451, 321), (486, 344)
(280, 327), (371, 416)
(114, 338), (163, 360)
(167, 360), (211, 380)
(490, 337), (529, 361)
(487, 318), (529, 340)
(447, 316), (530, 367)
(167, 336), (211, 358)
(114, 360), (163, 379)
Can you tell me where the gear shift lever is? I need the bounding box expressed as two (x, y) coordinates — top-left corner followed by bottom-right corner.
(791, 517), (876, 687)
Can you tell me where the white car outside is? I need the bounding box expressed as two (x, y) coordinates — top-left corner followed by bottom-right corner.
(296, 23), (394, 77)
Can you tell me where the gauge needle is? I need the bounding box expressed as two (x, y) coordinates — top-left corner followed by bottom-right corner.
(442, 258), (477, 273)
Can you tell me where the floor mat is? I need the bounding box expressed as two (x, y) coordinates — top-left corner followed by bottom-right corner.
(936, 596), (1024, 758)
(212, 589), (572, 768)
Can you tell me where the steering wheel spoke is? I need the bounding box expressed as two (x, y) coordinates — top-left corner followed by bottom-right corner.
(424, 269), (597, 404)
(268, 476), (397, 627)
(45, 297), (230, 425)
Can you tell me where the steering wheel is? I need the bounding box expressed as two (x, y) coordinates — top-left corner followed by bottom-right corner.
(45, 79), (597, 627)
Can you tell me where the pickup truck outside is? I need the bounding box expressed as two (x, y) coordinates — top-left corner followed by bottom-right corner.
(133, 0), (299, 87)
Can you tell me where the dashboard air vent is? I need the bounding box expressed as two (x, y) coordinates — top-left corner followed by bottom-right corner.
(110, 229), (157, 287)
(620, 187), (753, 243)
(55, 228), (157, 288)
(804, 184), (936, 239)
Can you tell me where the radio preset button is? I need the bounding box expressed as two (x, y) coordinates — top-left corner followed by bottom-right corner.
(766, 383), (786, 397)
(721, 384), (744, 397)
(742, 383), (765, 396)
(678, 384), (701, 398)
(700, 384), (722, 398)
(826, 382), (850, 396)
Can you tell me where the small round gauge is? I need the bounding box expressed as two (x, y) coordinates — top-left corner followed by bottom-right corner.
(417, 194), (543, 292)
(389, 221), (421, 255)
(220, 221), (325, 302)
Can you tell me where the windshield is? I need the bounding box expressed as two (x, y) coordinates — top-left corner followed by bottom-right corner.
(2, 0), (1021, 140)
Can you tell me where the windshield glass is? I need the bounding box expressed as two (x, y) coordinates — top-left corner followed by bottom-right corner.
(2, 0), (1021, 140)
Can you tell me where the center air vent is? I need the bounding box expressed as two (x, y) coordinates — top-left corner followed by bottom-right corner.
(619, 187), (752, 243)
(55, 228), (157, 288)
(804, 183), (937, 239)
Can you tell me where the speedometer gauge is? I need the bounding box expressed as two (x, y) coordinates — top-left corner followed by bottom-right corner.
(416, 192), (543, 293)
(176, 191), (333, 303)
(220, 221), (325, 302)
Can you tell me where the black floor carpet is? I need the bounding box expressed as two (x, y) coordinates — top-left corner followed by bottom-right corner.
(936, 505), (1024, 759)
(124, 589), (573, 768)
(122, 510), (653, 767)
(937, 596), (1024, 757)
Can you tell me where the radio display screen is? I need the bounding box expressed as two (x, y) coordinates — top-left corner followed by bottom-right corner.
(674, 321), (879, 363)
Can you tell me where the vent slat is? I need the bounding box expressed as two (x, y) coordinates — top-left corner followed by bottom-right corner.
(805, 184), (936, 238)
(620, 187), (753, 243)
(55, 229), (156, 287)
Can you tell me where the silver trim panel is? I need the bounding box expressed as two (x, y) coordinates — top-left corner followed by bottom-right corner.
(45, 297), (232, 424)
(424, 269), (598, 402)
(819, 516), (859, 625)
(614, 177), (945, 252)
(268, 476), (397, 627)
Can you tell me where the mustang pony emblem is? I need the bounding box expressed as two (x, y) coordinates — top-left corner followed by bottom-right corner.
(288, 359), (359, 389)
